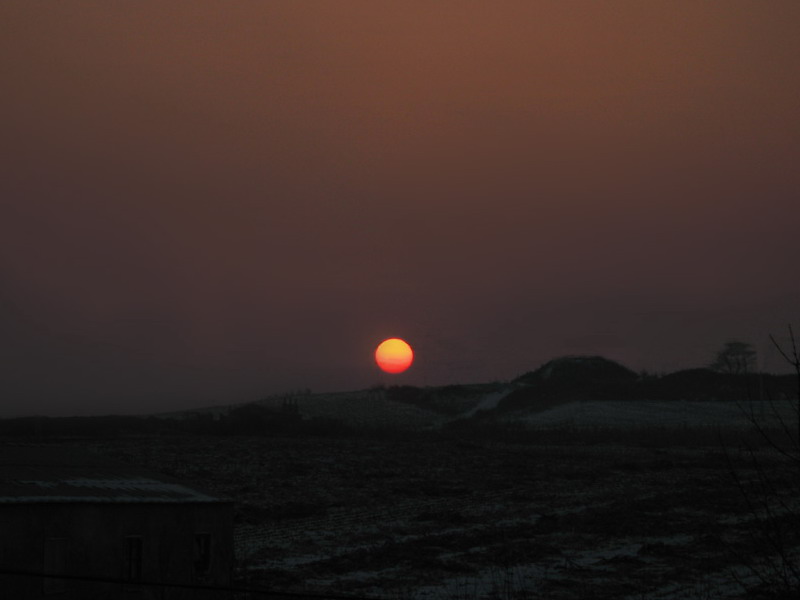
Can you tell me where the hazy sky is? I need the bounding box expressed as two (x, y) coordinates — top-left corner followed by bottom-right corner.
(2, 1), (798, 416)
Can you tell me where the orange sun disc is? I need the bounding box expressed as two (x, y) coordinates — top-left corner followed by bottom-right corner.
(375, 338), (414, 374)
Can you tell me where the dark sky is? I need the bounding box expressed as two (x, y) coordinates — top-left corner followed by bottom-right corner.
(2, 1), (799, 416)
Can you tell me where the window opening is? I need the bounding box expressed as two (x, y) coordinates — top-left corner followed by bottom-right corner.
(124, 535), (143, 590)
(193, 533), (212, 577)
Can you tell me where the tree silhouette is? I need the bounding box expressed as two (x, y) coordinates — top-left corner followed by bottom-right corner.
(710, 340), (757, 375)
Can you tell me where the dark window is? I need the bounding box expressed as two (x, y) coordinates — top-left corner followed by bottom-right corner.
(124, 536), (143, 585)
(193, 533), (212, 577)
(43, 537), (66, 595)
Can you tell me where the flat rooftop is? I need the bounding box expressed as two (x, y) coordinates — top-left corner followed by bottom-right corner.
(0, 444), (226, 504)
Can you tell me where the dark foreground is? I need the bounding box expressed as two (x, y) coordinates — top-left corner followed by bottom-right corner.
(64, 430), (799, 599)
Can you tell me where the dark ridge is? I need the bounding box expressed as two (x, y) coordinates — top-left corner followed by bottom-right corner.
(383, 383), (506, 416)
(645, 368), (736, 402)
(514, 355), (639, 386)
(1, 358), (794, 437)
(496, 356), (639, 414)
(642, 370), (798, 402)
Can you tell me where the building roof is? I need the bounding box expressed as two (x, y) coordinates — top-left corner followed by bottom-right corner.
(0, 445), (227, 504)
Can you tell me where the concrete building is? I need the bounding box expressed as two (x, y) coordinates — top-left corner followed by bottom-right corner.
(0, 445), (233, 599)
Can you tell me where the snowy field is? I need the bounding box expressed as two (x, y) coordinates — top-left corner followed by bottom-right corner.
(509, 398), (798, 430)
(74, 427), (800, 600)
(162, 383), (798, 437)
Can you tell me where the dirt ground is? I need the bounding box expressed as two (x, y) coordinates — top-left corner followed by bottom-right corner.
(77, 431), (799, 599)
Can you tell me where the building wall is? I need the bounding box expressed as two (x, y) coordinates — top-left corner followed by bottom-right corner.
(0, 502), (233, 599)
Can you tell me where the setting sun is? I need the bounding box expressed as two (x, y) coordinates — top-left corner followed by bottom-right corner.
(375, 338), (414, 374)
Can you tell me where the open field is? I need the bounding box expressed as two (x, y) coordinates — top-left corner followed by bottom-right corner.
(61, 425), (800, 600)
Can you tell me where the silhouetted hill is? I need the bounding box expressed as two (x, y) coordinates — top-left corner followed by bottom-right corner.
(514, 355), (639, 386)
(640, 369), (798, 403)
(496, 356), (639, 414)
(476, 357), (797, 422)
(642, 368), (735, 402)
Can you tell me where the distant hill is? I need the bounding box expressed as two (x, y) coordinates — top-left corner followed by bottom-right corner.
(0, 355), (795, 436)
(642, 368), (735, 402)
(642, 369), (798, 403)
(514, 355), (639, 386)
(470, 356), (797, 422)
(494, 356), (639, 415)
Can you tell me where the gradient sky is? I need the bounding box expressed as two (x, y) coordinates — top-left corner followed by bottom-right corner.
(2, 1), (799, 416)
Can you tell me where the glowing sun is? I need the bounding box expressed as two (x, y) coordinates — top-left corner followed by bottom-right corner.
(375, 338), (414, 374)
